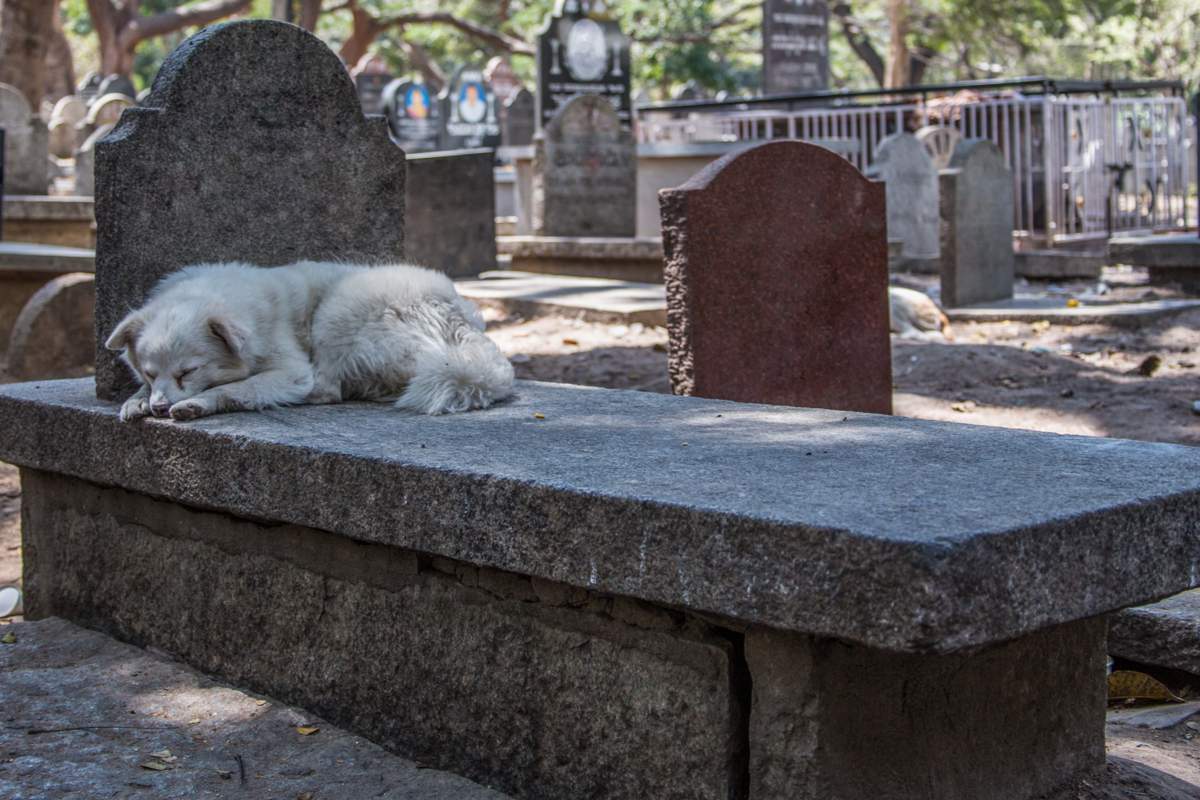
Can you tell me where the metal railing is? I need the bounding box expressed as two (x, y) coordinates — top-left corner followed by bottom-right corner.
(637, 79), (1193, 247)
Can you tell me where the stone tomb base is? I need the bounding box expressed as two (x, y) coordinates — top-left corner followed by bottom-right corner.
(498, 235), (665, 284)
(22, 467), (1106, 800)
(1, 196), (96, 248)
(1109, 233), (1200, 292)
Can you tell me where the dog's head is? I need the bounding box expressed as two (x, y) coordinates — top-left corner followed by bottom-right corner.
(106, 305), (252, 417)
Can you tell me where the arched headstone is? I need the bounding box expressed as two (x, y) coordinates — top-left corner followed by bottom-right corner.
(85, 93), (136, 128)
(536, 0), (632, 129)
(51, 95), (87, 127)
(97, 74), (138, 101)
(351, 53), (393, 116)
(915, 125), (961, 170)
(870, 132), (939, 268)
(6, 273), (96, 382)
(0, 83), (50, 194)
(439, 67), (501, 150)
(383, 78), (441, 152)
(502, 89), (535, 147)
(78, 71), (102, 105)
(93, 20), (406, 399)
(659, 140), (892, 414)
(532, 94), (635, 237)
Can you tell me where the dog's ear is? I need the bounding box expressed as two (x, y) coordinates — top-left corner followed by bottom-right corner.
(207, 316), (248, 357)
(105, 312), (144, 352)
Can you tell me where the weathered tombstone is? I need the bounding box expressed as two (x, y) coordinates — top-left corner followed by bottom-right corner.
(660, 140), (892, 414)
(939, 139), (1015, 308)
(94, 20), (406, 400)
(351, 53), (393, 117)
(916, 124), (961, 169)
(0, 83), (50, 194)
(869, 132), (939, 270)
(73, 123), (114, 196)
(533, 94), (636, 237)
(763, 0), (830, 93)
(49, 95), (87, 158)
(5, 273), (95, 381)
(406, 149), (497, 278)
(51, 95), (87, 127)
(78, 71), (102, 105)
(536, 0), (632, 129)
(439, 67), (501, 150)
(96, 74), (137, 101)
(383, 78), (441, 153)
(77, 93), (134, 150)
(502, 88), (535, 147)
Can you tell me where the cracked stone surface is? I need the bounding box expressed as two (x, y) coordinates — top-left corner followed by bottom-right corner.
(0, 617), (510, 799)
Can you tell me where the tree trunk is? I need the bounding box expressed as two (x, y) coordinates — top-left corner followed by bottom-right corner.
(885, 0), (911, 88)
(297, 0), (322, 31)
(0, 0), (56, 108)
(339, 8), (382, 67)
(43, 5), (76, 102)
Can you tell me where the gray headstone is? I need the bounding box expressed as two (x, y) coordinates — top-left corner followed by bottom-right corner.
(502, 88), (535, 147)
(0, 83), (50, 194)
(73, 123), (114, 197)
(532, 94), (635, 237)
(870, 133), (939, 267)
(85, 93), (135, 128)
(93, 20), (406, 400)
(49, 118), (74, 158)
(50, 96), (87, 127)
(5, 273), (96, 382)
(97, 74), (138, 101)
(439, 67), (501, 150)
(78, 72), (102, 106)
(763, 0), (830, 93)
(383, 78), (441, 153)
(405, 149), (497, 279)
(355, 73), (392, 117)
(939, 139), (1015, 307)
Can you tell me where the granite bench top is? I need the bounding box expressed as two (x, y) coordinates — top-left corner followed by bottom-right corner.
(1, 378), (1198, 654)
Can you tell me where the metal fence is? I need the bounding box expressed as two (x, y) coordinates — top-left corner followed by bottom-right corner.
(637, 86), (1192, 248)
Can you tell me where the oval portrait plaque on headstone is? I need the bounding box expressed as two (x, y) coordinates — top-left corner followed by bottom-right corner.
(536, 0), (632, 130)
(440, 67), (500, 150)
(384, 78), (442, 153)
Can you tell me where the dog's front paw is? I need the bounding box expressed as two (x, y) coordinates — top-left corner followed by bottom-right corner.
(119, 395), (151, 422)
(169, 398), (214, 421)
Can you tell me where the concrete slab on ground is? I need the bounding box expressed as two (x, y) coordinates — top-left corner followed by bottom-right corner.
(0, 242), (96, 273)
(458, 270), (667, 326)
(1110, 590), (1200, 678)
(0, 617), (510, 799)
(946, 296), (1200, 327)
(1110, 233), (1200, 268)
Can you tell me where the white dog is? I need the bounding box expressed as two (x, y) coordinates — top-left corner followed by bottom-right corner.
(106, 261), (515, 421)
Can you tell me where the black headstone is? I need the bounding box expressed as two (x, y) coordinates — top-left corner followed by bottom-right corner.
(439, 67), (501, 150)
(78, 72), (102, 106)
(536, 0), (632, 130)
(383, 78), (442, 153)
(356, 73), (393, 116)
(503, 88), (536, 147)
(97, 74), (138, 101)
(762, 0), (830, 93)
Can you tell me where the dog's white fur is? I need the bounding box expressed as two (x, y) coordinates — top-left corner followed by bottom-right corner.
(106, 261), (515, 421)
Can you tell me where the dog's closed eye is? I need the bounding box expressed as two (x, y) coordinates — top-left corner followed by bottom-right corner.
(175, 367), (197, 386)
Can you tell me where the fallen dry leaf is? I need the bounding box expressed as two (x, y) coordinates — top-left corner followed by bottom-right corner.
(562, 337), (580, 346)
(1066, 298), (1080, 308)
(1137, 354), (1163, 377)
(1, 632), (15, 644)
(140, 760), (170, 771)
(149, 750), (173, 760)
(1108, 670), (1182, 703)
(296, 726), (320, 736)
(532, 412), (545, 420)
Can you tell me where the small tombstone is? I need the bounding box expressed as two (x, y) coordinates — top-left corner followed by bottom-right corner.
(86, 93), (136, 128)
(49, 119), (75, 158)
(502, 89), (536, 147)
(537, 0), (632, 129)
(73, 123), (114, 196)
(659, 140), (892, 414)
(352, 53), (393, 117)
(94, 20), (406, 400)
(6, 273), (96, 382)
(915, 125), (961, 170)
(406, 149), (497, 278)
(0, 83), (50, 194)
(869, 133), (939, 268)
(439, 67), (501, 150)
(383, 78), (442, 153)
(762, 0), (831, 93)
(533, 94), (636, 237)
(78, 71), (102, 105)
(939, 139), (1015, 307)
(51, 96), (87, 127)
(97, 74), (138, 101)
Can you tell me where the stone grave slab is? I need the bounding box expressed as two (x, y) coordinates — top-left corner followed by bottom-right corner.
(1109, 233), (1200, 292)
(405, 148), (496, 278)
(532, 94), (636, 237)
(1109, 590), (1200, 678)
(762, 0), (830, 93)
(870, 132), (939, 270)
(502, 88), (535, 147)
(0, 196), (95, 248)
(456, 270), (667, 326)
(660, 139), (892, 414)
(92, 20), (405, 400)
(5, 272), (95, 381)
(940, 139), (1015, 307)
(0, 82), (50, 194)
(4, 378), (1200, 799)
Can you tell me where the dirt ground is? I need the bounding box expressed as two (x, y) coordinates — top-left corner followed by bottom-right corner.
(2, 276), (1199, 796)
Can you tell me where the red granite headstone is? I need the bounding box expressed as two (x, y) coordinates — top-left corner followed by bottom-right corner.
(659, 140), (892, 414)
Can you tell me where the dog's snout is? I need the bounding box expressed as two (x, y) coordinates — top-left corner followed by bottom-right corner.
(151, 401), (171, 417)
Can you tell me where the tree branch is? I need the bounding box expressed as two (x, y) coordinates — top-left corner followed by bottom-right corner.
(121, 0), (252, 49)
(831, 2), (885, 86)
(376, 12), (534, 56)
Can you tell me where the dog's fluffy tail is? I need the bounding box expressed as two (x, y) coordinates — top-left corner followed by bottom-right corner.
(396, 330), (515, 415)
